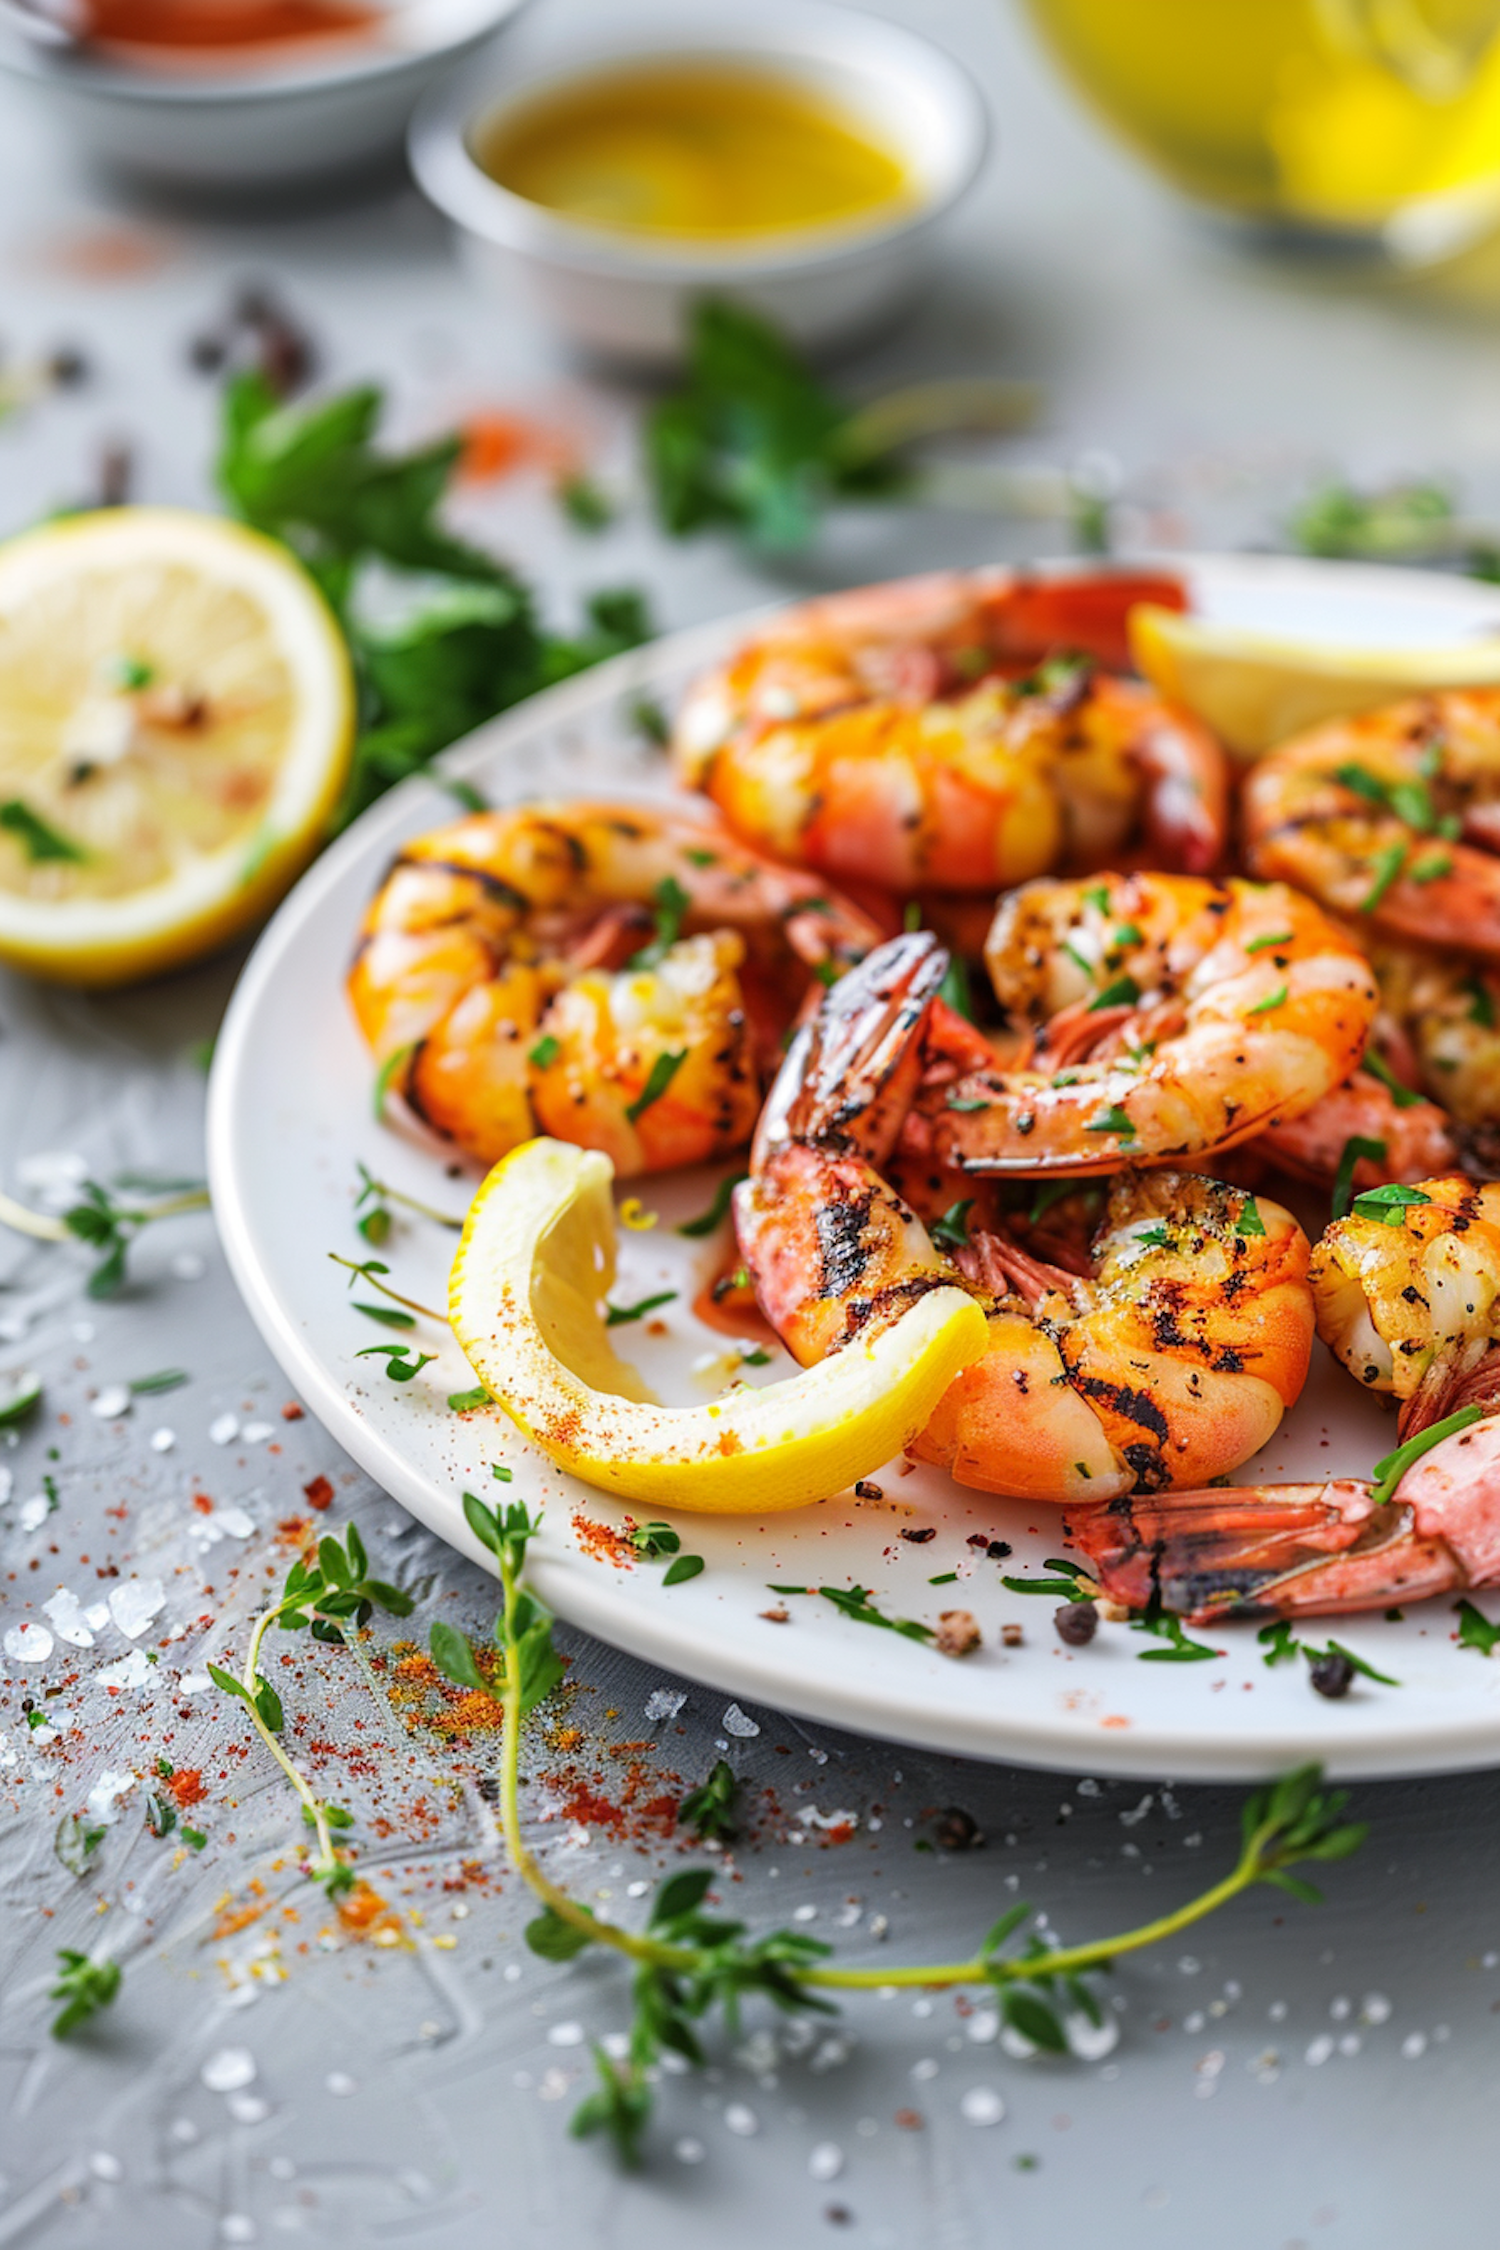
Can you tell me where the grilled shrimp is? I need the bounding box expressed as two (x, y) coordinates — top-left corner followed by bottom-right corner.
(1071, 1177), (1500, 1621)
(674, 568), (1227, 895)
(1310, 1174), (1500, 1438)
(347, 801), (880, 1177)
(1066, 1413), (1500, 1620)
(1255, 1067), (1459, 1196)
(1366, 939), (1500, 1157)
(1243, 690), (1500, 955)
(734, 932), (1314, 1505)
(918, 874), (1377, 1177)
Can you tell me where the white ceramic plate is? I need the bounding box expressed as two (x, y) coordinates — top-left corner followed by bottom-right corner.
(209, 553), (1500, 1782)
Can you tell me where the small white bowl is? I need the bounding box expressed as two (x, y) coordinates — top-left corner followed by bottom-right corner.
(409, 1), (989, 365)
(0, 0), (530, 191)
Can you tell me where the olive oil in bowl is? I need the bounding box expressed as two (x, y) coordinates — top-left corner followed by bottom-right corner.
(471, 63), (914, 242)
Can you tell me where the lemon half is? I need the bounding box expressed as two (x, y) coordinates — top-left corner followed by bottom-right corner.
(0, 507), (355, 986)
(1130, 601), (1500, 761)
(449, 1137), (990, 1513)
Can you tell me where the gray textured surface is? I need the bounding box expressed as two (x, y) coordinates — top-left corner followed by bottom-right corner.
(3, 3), (1500, 2244)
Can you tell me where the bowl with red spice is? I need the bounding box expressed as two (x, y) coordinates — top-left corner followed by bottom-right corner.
(0, 0), (530, 190)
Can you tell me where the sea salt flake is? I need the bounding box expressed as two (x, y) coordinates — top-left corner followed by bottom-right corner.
(547, 2022), (585, 2047)
(1305, 2035), (1334, 2066)
(241, 1422), (274, 1445)
(645, 1688), (686, 1722)
(723, 2103), (759, 2136)
(96, 1649), (150, 1692)
(722, 1703), (760, 1737)
(325, 2072), (356, 2095)
(1067, 2012), (1120, 2060)
(86, 1770), (137, 1823)
(675, 2138), (706, 2165)
(217, 1508), (255, 1539)
(18, 1495), (51, 1532)
(91, 1386), (130, 1420)
(220, 2217), (256, 2244)
(227, 2092), (270, 2124)
(1401, 2031), (1427, 2059)
(88, 2151), (123, 2181)
(966, 2009), (1000, 2045)
(808, 2143), (844, 2180)
(960, 2086), (1006, 2126)
(4, 1622), (52, 1662)
(150, 1428), (175, 1453)
(1361, 1993), (1391, 2024)
(83, 1600), (110, 1631)
(202, 2048), (257, 2093)
(109, 1578), (165, 1638)
(209, 1413), (240, 1445)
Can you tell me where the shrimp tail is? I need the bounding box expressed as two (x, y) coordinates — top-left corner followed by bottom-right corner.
(753, 930), (950, 1169)
(1067, 1411), (1500, 1619)
(1065, 1483), (1462, 1620)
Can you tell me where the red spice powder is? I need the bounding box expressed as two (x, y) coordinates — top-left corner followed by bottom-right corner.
(303, 1475), (333, 1512)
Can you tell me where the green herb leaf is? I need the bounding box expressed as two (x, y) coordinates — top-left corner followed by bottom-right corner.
(1360, 1050), (1422, 1109)
(557, 474), (614, 531)
(930, 1199), (974, 1251)
(429, 1619), (490, 1696)
(946, 1091), (989, 1113)
(1351, 1183), (1432, 1226)
(1248, 983), (1289, 1015)
(529, 1034), (561, 1070)
(1236, 1194), (1267, 1238)
(1132, 1611), (1220, 1663)
(355, 1343), (436, 1383)
(1085, 1103), (1134, 1136)
(1370, 1403), (1485, 1508)
(1089, 974), (1140, 1013)
(526, 1904), (598, 1961)
(1258, 1620), (1300, 1667)
(49, 1949), (121, 2039)
(627, 1520), (681, 1559)
(1360, 841), (1407, 914)
(1330, 1134), (1387, 1223)
(373, 1046), (413, 1120)
(1245, 930), (1292, 954)
(625, 1049), (687, 1125)
(1455, 1599), (1500, 1656)
(629, 875), (691, 970)
(355, 1301), (416, 1329)
(605, 1291), (676, 1327)
(817, 1584), (934, 1643)
(448, 1384), (494, 1412)
(679, 1758), (738, 1842)
(1304, 1638), (1399, 1687)
(662, 1554), (705, 1586)
(0, 798), (88, 864)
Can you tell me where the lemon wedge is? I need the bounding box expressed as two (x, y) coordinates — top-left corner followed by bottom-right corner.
(1130, 601), (1500, 761)
(449, 1137), (990, 1513)
(0, 506), (355, 986)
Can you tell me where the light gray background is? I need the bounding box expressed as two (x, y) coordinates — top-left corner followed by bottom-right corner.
(2, 4), (1500, 2245)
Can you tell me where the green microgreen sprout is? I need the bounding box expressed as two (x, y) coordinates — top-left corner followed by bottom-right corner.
(328, 1251), (444, 1324)
(353, 1159), (463, 1244)
(678, 1758), (738, 1843)
(626, 1049), (687, 1125)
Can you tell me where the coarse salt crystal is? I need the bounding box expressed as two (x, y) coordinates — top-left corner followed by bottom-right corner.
(675, 2138), (706, 2165)
(1305, 2035), (1334, 2066)
(220, 2218), (256, 2244)
(88, 2152), (123, 2181)
(1401, 2031), (1427, 2060)
(17, 1495), (50, 1533)
(91, 1386), (130, 1420)
(209, 1413), (240, 1446)
(108, 1578), (164, 1638)
(217, 1508), (255, 1539)
(960, 2087), (1006, 2126)
(39, 1597), (87, 1655)
(1362, 1993), (1392, 2024)
(96, 1649), (150, 1692)
(1067, 2012), (1120, 2061)
(644, 1688), (686, 1722)
(808, 2143), (844, 2180)
(241, 1422), (274, 1445)
(202, 2048), (257, 2093)
(547, 2022), (585, 2047)
(966, 2009), (1000, 2045)
(4, 1622), (52, 1663)
(150, 1428), (175, 1453)
(721, 1703), (760, 1737)
(86, 1770), (136, 1823)
(723, 2103), (759, 2136)
(326, 2072), (356, 2095)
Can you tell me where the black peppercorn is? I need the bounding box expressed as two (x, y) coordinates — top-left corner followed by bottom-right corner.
(1054, 1601), (1098, 1647)
(1309, 1652), (1354, 1699)
(933, 1806), (980, 1851)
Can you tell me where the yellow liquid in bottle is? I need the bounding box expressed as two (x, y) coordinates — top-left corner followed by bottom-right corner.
(1021, 0), (1500, 231)
(474, 64), (914, 240)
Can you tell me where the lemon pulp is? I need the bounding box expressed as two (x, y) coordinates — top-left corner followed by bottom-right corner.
(0, 507), (354, 986)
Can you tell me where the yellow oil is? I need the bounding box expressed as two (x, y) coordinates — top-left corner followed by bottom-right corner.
(474, 64), (913, 240)
(1022, 0), (1500, 231)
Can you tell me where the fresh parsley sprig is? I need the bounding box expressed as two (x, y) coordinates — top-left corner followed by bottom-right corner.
(50, 1949), (122, 2039)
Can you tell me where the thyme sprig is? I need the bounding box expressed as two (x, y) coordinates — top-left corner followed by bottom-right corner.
(208, 1525), (412, 1894)
(0, 1175), (211, 1296)
(213, 1495), (1368, 2171)
(353, 1160), (463, 1244)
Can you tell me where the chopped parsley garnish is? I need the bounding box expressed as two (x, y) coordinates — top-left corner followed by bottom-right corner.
(1370, 1403), (1484, 1508)
(0, 799), (88, 864)
(1330, 1134), (1387, 1223)
(629, 876), (691, 970)
(678, 1758), (737, 1840)
(946, 1091), (989, 1113)
(1248, 984), (1288, 1015)
(1245, 930), (1292, 954)
(628, 1521), (681, 1559)
(1258, 1620), (1300, 1667)
(930, 1199), (974, 1251)
(662, 1554), (706, 1585)
(1132, 1611), (1220, 1662)
(1454, 1599), (1500, 1656)
(1409, 850), (1453, 884)
(1360, 1049), (1422, 1109)
(448, 1384), (494, 1411)
(1237, 1194), (1266, 1238)
(1350, 1182), (1432, 1227)
(1062, 940), (1096, 982)
(1002, 1558), (1093, 1603)
(626, 1048), (687, 1124)
(1085, 1103), (1134, 1135)
(1303, 1637), (1398, 1687)
(1089, 974), (1140, 1013)
(529, 1034), (561, 1069)
(1083, 884), (1111, 913)
(605, 1290), (677, 1326)
(1360, 842), (1407, 913)
(677, 1173), (746, 1237)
